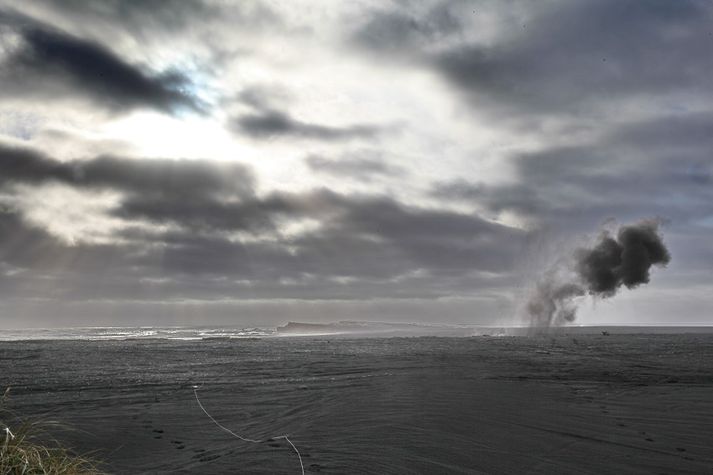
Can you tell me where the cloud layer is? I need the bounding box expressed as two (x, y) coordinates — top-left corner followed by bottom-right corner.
(0, 0), (711, 326)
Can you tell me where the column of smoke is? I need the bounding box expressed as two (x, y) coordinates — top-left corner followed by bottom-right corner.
(527, 219), (671, 329)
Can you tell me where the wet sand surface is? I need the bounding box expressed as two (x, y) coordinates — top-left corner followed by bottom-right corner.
(2, 335), (713, 474)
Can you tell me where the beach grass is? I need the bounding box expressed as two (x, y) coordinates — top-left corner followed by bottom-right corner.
(1, 388), (103, 475)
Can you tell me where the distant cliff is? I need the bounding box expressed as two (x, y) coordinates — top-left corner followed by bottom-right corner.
(275, 321), (366, 334)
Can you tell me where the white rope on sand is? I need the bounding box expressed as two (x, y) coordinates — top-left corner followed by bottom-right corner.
(273, 435), (305, 475)
(192, 386), (305, 475)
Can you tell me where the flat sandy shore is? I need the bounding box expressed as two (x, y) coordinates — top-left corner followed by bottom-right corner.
(2, 335), (712, 474)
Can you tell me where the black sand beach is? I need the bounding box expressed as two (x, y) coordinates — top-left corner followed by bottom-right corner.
(2, 334), (713, 474)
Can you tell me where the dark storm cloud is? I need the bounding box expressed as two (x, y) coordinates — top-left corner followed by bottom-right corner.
(0, 142), (254, 198)
(352, 0), (713, 118)
(0, 142), (525, 306)
(112, 188), (339, 232)
(432, 180), (546, 217)
(0, 209), (56, 267)
(329, 195), (524, 274)
(113, 185), (525, 275)
(24, 0), (219, 34)
(232, 109), (380, 141)
(0, 208), (141, 280)
(0, 206), (515, 304)
(0, 198), (522, 303)
(0, 16), (202, 113)
(433, 107), (713, 233)
(610, 111), (713, 158)
(21, 0), (280, 37)
(305, 153), (404, 179)
(114, 184), (520, 243)
(114, 195), (523, 286)
(351, 1), (465, 56)
(433, 0), (713, 115)
(113, 195), (275, 232)
(236, 85), (293, 111)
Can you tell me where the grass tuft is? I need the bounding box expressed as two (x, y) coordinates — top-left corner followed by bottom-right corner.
(1, 388), (104, 474)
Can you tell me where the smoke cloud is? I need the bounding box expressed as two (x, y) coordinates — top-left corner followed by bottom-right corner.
(527, 220), (671, 329)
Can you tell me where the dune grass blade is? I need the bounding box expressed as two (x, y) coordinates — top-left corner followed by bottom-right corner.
(1, 389), (104, 474)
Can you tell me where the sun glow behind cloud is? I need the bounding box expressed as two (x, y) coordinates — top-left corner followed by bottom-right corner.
(11, 184), (129, 245)
(101, 112), (241, 161)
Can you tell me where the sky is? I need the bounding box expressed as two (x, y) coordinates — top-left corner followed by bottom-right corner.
(0, 0), (711, 328)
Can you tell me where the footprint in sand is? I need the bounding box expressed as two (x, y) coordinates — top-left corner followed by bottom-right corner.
(152, 429), (164, 434)
(170, 440), (185, 449)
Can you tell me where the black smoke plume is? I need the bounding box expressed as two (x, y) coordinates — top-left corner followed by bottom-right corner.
(527, 220), (671, 329)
